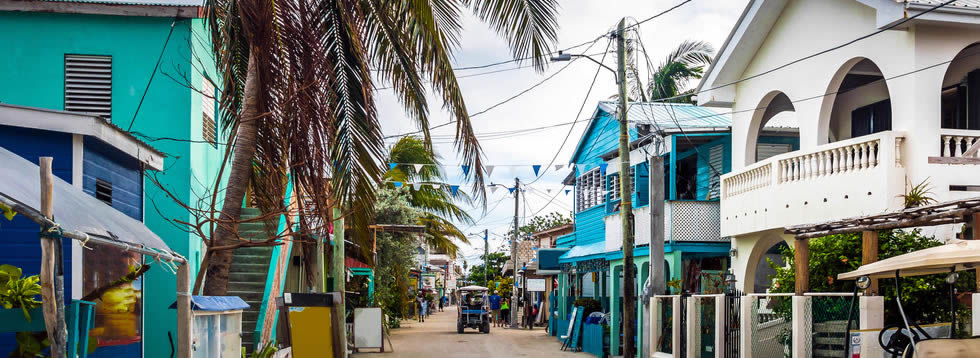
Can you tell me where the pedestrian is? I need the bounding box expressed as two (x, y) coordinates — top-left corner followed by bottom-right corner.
(417, 293), (426, 323)
(439, 295), (445, 312)
(500, 298), (510, 326)
(489, 290), (502, 327)
(525, 302), (538, 330)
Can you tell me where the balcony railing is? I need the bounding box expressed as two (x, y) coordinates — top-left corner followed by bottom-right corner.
(605, 201), (723, 251)
(720, 131), (906, 237)
(939, 129), (980, 158)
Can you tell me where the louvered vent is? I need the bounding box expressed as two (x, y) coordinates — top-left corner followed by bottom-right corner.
(95, 178), (112, 205)
(65, 55), (112, 119)
(202, 80), (216, 146)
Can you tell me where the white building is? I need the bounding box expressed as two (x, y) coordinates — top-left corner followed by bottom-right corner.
(697, 0), (980, 292)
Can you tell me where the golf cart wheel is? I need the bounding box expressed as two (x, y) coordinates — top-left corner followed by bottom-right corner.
(481, 321), (490, 333)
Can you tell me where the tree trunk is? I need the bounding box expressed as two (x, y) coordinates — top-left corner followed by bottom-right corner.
(202, 51), (262, 295)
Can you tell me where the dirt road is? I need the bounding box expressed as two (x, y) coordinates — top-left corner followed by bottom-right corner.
(358, 306), (581, 357)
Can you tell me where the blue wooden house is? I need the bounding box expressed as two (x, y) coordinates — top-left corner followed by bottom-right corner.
(0, 103), (164, 356)
(552, 101), (798, 356)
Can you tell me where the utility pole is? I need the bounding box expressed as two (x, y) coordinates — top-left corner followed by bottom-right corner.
(511, 177), (520, 328)
(484, 229), (489, 288)
(616, 18), (637, 358)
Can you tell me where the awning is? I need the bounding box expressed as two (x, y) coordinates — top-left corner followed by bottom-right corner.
(169, 296), (249, 311)
(839, 240), (980, 280)
(0, 146), (179, 259)
(559, 241), (607, 263)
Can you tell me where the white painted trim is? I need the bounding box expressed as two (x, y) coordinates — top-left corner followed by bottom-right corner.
(0, 103), (164, 170)
(791, 296), (812, 358)
(72, 134), (84, 300)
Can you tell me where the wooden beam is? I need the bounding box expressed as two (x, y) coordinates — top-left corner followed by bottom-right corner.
(963, 140), (980, 157)
(861, 231), (879, 295)
(928, 156), (980, 165)
(176, 264), (192, 358)
(795, 239), (809, 295)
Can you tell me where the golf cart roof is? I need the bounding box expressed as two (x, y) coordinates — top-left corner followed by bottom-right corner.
(839, 240), (980, 280)
(458, 285), (489, 291)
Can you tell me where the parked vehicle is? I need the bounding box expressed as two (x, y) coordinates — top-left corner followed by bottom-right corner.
(456, 285), (490, 334)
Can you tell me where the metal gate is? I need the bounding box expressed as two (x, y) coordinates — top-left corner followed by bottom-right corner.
(724, 290), (742, 358)
(679, 296), (688, 357)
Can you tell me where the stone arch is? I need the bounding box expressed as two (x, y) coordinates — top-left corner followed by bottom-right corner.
(744, 90), (797, 165)
(817, 57), (892, 144)
(737, 231), (793, 293)
(940, 43), (980, 136)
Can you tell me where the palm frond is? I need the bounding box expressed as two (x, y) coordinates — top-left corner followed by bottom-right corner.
(463, 0), (560, 72)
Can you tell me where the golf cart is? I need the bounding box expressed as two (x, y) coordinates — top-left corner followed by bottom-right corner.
(839, 239), (980, 357)
(457, 285), (490, 334)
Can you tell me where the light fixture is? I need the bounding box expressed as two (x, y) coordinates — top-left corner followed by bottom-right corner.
(550, 51), (572, 62)
(729, 247), (738, 258)
(946, 272), (960, 284)
(856, 276), (871, 290)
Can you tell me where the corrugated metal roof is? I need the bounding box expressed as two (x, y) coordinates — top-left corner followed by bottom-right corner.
(596, 101), (733, 131)
(907, 0), (980, 10)
(39, 0), (202, 6)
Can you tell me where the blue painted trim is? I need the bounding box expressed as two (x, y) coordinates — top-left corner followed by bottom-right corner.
(669, 136), (677, 201)
(254, 174), (294, 346)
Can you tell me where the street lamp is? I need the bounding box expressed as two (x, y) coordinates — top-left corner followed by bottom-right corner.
(550, 51), (618, 81)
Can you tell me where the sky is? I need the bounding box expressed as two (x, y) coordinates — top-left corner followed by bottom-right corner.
(376, 0), (750, 268)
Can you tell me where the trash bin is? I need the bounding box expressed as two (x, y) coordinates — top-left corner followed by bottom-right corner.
(170, 296), (248, 358)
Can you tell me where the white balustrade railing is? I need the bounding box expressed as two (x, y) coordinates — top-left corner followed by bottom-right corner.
(722, 131), (905, 199)
(940, 130), (980, 158)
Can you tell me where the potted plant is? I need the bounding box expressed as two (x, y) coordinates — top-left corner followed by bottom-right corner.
(1, 264), (49, 358)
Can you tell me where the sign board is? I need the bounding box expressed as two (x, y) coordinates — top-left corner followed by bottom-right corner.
(353, 308), (384, 352)
(423, 276), (436, 289)
(527, 279), (546, 292)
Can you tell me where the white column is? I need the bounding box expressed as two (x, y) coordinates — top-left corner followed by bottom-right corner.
(740, 296), (754, 358)
(859, 296), (884, 358)
(651, 297), (661, 356)
(792, 295), (812, 358)
(687, 296), (698, 358)
(973, 294), (980, 337)
(714, 295), (725, 358)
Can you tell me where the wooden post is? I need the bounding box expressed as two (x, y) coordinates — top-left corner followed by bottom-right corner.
(39, 157), (67, 358)
(794, 239), (809, 295)
(331, 208), (347, 358)
(650, 156), (666, 296)
(861, 231), (879, 294)
(176, 264), (192, 358)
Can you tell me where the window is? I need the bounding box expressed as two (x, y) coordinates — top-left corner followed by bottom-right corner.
(707, 144), (723, 200)
(202, 79), (217, 146)
(575, 168), (603, 212)
(65, 55), (112, 119)
(942, 69), (980, 130)
(607, 167), (636, 202)
(850, 99), (891, 138)
(95, 178), (112, 205)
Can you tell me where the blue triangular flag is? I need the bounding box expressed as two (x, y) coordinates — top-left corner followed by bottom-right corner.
(565, 190), (571, 195)
(508, 187), (516, 194)
(389, 163), (397, 170)
(461, 165), (470, 176)
(450, 185), (460, 197)
(598, 163), (608, 174)
(532, 165), (541, 176)
(393, 181), (403, 188)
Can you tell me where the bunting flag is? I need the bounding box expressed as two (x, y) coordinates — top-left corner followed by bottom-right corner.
(450, 185), (460, 197)
(508, 187), (516, 194)
(461, 165), (470, 176)
(576, 164), (587, 174)
(389, 163), (397, 170)
(532, 165), (541, 176)
(393, 181), (403, 188)
(486, 165), (495, 176)
(414, 164), (425, 173)
(598, 163), (609, 174)
(554, 164), (564, 171)
(490, 186), (499, 194)
(412, 183), (421, 191)
(546, 189), (552, 194)
(565, 190), (571, 195)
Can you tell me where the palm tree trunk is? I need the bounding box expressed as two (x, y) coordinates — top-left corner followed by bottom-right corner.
(202, 50), (261, 295)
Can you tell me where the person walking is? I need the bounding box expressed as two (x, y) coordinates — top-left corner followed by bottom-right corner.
(417, 293), (426, 323)
(439, 295), (445, 312)
(500, 298), (510, 326)
(489, 290), (502, 327)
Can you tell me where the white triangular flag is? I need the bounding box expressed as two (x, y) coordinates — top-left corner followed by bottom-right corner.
(490, 186), (499, 194)
(414, 164), (425, 173)
(554, 164), (564, 171)
(486, 165), (495, 176)
(546, 189), (552, 194)
(412, 183), (421, 191)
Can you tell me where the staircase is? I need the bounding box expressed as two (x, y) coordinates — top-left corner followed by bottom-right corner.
(227, 207), (278, 352)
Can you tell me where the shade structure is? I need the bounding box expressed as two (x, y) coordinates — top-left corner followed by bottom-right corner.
(838, 239), (980, 280)
(458, 285), (489, 292)
(0, 146), (176, 256)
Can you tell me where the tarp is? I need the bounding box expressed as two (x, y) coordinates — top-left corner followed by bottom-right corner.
(169, 296), (249, 311)
(0, 146), (175, 255)
(839, 239), (980, 280)
(458, 285), (489, 291)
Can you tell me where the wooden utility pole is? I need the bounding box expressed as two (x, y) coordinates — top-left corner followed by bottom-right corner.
(649, 156), (665, 296)
(511, 177), (520, 328)
(484, 229), (489, 288)
(38, 157), (66, 358)
(615, 18), (637, 358)
(331, 208), (347, 357)
(176, 264), (192, 358)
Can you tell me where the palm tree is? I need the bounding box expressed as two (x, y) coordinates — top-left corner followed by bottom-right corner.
(384, 136), (472, 257)
(646, 40), (714, 102)
(200, 0), (561, 295)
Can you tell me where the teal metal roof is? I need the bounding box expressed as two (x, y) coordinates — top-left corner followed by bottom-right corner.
(558, 241), (607, 263)
(596, 101), (732, 131)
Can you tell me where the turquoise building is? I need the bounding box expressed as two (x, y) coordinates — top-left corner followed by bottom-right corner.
(552, 101), (798, 356)
(0, 2), (226, 356)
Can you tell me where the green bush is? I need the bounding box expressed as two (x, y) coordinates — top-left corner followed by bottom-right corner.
(573, 297), (602, 317)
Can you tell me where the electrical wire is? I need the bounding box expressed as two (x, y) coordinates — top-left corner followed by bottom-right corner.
(127, 18), (178, 132)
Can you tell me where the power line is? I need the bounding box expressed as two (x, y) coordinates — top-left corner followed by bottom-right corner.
(656, 0), (956, 103)
(127, 18), (178, 132)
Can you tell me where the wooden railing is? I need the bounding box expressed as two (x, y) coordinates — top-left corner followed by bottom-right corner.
(722, 131), (905, 199)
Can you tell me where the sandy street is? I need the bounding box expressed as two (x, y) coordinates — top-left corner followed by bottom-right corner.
(358, 306), (582, 358)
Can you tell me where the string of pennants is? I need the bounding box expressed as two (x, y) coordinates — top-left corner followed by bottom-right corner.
(386, 162), (609, 178)
(385, 180), (575, 197)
